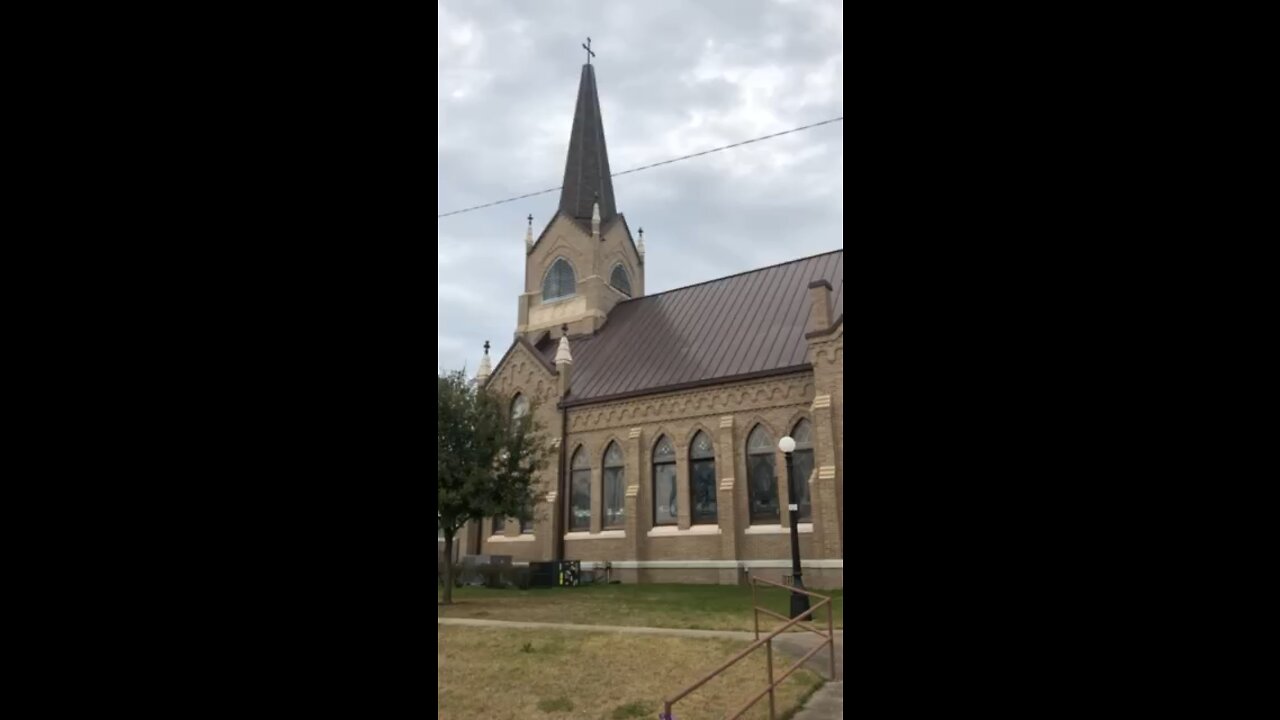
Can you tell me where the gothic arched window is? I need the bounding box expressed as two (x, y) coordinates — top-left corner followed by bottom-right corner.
(603, 441), (626, 529)
(542, 258), (577, 301)
(652, 436), (677, 526)
(790, 419), (815, 523)
(570, 447), (591, 532)
(511, 394), (528, 421)
(746, 425), (780, 524)
(689, 431), (718, 525)
(610, 264), (632, 297)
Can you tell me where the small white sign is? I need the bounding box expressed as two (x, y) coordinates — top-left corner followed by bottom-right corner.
(788, 504), (799, 511)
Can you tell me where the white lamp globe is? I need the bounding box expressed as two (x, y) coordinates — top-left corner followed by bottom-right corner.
(778, 436), (796, 453)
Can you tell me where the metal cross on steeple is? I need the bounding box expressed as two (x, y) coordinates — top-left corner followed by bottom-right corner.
(582, 37), (595, 65)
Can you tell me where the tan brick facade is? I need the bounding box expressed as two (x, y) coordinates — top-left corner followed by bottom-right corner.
(808, 319), (844, 561)
(518, 214), (643, 340)
(470, 324), (844, 589)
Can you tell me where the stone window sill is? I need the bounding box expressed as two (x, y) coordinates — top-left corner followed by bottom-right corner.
(564, 530), (626, 540)
(488, 535), (536, 543)
(744, 524), (814, 535)
(647, 526), (723, 537)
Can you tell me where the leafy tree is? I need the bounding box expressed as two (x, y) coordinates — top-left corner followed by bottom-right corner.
(437, 370), (547, 604)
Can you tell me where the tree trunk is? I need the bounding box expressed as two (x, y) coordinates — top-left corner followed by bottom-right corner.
(442, 534), (455, 605)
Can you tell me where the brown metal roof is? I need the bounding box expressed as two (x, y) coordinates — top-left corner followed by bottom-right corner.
(539, 250), (843, 405)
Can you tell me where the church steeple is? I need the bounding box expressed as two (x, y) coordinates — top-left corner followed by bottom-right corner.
(559, 63), (616, 224)
(515, 53), (642, 341)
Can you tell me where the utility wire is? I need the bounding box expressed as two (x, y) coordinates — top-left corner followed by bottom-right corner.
(437, 116), (843, 219)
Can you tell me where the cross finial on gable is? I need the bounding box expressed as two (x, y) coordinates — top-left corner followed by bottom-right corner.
(582, 37), (595, 65)
(483, 340), (490, 355)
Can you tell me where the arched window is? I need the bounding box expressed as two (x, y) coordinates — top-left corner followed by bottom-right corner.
(790, 419), (815, 523)
(493, 448), (517, 534)
(570, 447), (591, 532)
(689, 431), (718, 525)
(610, 264), (632, 297)
(747, 425), (780, 524)
(603, 441), (626, 529)
(652, 436), (677, 526)
(511, 394), (528, 421)
(542, 258), (576, 301)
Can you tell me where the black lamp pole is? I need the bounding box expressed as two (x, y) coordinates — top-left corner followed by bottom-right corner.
(782, 448), (811, 619)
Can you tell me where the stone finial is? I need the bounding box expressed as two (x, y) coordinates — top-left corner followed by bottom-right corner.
(591, 193), (601, 240)
(556, 325), (573, 397)
(637, 227), (645, 260)
(525, 214), (534, 252)
(555, 333), (573, 366)
(475, 340), (492, 384)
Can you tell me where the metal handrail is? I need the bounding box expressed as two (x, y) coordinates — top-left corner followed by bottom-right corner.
(752, 605), (829, 639)
(750, 574), (832, 597)
(661, 575), (838, 720)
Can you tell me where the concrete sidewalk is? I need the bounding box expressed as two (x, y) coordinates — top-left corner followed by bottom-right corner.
(792, 682), (843, 719)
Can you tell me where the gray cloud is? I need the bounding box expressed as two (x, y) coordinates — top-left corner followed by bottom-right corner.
(438, 0), (843, 372)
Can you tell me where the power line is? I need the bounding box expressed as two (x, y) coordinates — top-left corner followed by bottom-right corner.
(437, 116), (843, 219)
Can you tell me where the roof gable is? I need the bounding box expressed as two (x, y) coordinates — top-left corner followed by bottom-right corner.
(487, 332), (556, 392)
(530, 210), (636, 258)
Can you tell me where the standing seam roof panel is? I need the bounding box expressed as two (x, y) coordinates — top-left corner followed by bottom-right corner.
(734, 261), (788, 375)
(681, 276), (736, 378)
(641, 279), (719, 392)
(624, 285), (695, 393)
(736, 260), (800, 376)
(616, 290), (684, 395)
(766, 258), (823, 370)
(768, 257), (817, 368)
(707, 256), (787, 380)
(698, 266), (766, 382)
(541, 250), (843, 403)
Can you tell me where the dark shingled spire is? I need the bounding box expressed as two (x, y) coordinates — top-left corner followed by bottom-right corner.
(559, 64), (617, 223)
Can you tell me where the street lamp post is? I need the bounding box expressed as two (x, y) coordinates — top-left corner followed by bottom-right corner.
(778, 436), (811, 619)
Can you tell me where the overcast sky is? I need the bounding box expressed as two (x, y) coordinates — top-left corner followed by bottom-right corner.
(438, 0), (843, 373)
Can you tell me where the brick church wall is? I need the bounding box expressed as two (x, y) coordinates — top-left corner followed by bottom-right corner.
(476, 328), (844, 589)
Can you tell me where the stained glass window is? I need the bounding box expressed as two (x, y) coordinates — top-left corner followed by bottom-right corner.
(790, 419), (814, 523)
(653, 436), (677, 526)
(690, 431), (718, 525)
(746, 425), (779, 524)
(570, 447), (591, 531)
(603, 441), (626, 528)
(610, 264), (632, 296)
(542, 258), (576, 301)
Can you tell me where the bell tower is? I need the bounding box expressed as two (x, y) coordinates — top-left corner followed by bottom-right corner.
(517, 52), (644, 341)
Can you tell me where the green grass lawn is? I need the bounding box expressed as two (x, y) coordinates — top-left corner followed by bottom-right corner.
(439, 626), (823, 719)
(438, 583), (843, 632)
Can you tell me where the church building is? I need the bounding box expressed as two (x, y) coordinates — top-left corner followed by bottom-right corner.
(453, 60), (843, 589)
